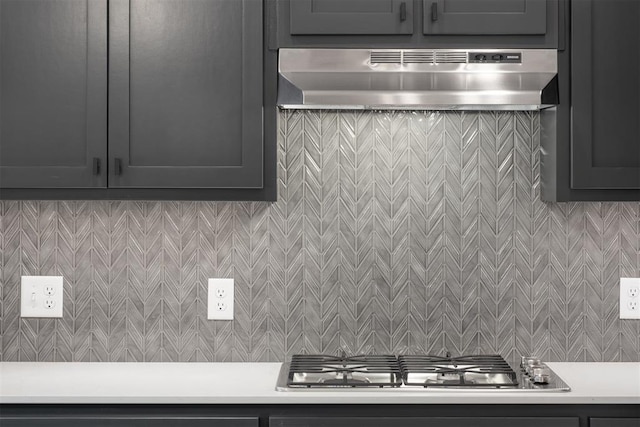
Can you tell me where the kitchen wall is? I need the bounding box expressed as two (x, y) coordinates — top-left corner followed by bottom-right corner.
(1, 110), (639, 363)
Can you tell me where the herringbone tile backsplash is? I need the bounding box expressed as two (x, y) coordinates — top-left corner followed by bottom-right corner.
(1, 111), (639, 362)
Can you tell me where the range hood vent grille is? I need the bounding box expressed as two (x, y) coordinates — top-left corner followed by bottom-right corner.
(370, 50), (464, 64)
(404, 51), (435, 63)
(370, 51), (402, 64)
(434, 51), (467, 63)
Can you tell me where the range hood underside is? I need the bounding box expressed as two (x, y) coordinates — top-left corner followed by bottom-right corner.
(279, 88), (554, 111)
(278, 49), (558, 111)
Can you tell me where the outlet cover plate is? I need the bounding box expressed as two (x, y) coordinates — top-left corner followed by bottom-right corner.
(207, 278), (234, 320)
(620, 277), (640, 319)
(21, 276), (63, 318)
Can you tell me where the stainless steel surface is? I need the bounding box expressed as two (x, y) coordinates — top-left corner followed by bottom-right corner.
(287, 354), (402, 388)
(278, 49), (557, 110)
(403, 364), (515, 387)
(290, 370), (396, 386)
(275, 358), (571, 392)
(399, 354), (518, 388)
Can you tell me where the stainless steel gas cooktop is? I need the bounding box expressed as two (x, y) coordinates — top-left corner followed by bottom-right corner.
(276, 353), (570, 392)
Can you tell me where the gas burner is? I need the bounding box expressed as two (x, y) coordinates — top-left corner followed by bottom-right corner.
(277, 352), (571, 391)
(287, 354), (402, 388)
(399, 354), (518, 388)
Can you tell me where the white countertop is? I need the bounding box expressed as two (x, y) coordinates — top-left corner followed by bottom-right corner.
(0, 362), (638, 405)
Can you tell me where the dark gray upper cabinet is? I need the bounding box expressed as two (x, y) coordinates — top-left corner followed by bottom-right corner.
(277, 0), (559, 49)
(423, 0), (547, 35)
(570, 0), (640, 190)
(1, 0), (275, 200)
(109, 0), (263, 189)
(541, 0), (640, 201)
(0, 0), (107, 188)
(289, 0), (414, 35)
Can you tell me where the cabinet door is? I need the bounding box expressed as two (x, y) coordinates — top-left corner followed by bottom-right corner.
(1, 417), (259, 427)
(591, 420), (640, 427)
(270, 417), (579, 427)
(423, 0), (547, 35)
(0, 0), (107, 188)
(290, 0), (413, 35)
(109, 0), (263, 189)
(571, 0), (640, 189)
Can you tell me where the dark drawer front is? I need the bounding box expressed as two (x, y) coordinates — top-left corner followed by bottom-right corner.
(0, 418), (259, 427)
(271, 417), (580, 427)
(591, 419), (640, 427)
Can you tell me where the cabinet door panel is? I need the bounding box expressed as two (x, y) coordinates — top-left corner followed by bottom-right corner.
(271, 417), (579, 427)
(591, 419), (640, 427)
(109, 0), (263, 188)
(1, 417), (259, 427)
(290, 0), (413, 35)
(0, 0), (107, 188)
(423, 0), (547, 35)
(571, 0), (640, 189)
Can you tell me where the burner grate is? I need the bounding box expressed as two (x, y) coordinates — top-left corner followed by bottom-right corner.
(399, 354), (519, 388)
(287, 354), (403, 388)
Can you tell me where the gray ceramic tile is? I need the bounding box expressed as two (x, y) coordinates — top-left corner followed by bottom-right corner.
(1, 110), (639, 362)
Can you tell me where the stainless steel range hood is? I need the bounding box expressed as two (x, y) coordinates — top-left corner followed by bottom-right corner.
(277, 48), (558, 111)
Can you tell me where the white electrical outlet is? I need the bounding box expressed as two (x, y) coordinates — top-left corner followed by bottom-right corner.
(620, 278), (640, 319)
(208, 278), (234, 320)
(21, 276), (64, 318)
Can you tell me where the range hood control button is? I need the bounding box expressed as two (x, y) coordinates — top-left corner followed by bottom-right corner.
(469, 52), (522, 63)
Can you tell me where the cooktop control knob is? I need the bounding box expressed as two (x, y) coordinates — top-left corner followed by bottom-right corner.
(531, 365), (551, 384)
(475, 54), (486, 61)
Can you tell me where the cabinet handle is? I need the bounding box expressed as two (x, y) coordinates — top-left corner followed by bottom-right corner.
(93, 157), (101, 175)
(114, 158), (123, 176)
(399, 2), (407, 22)
(431, 2), (438, 21)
